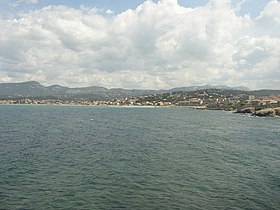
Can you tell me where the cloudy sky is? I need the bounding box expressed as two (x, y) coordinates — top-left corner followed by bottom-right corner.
(0, 0), (279, 89)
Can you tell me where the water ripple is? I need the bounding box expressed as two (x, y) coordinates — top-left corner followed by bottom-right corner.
(0, 105), (279, 209)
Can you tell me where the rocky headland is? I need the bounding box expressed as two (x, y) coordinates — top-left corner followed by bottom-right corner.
(236, 107), (280, 117)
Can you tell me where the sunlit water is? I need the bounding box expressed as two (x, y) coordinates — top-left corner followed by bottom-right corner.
(0, 105), (279, 209)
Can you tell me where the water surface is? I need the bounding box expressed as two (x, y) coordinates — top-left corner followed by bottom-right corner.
(0, 105), (279, 209)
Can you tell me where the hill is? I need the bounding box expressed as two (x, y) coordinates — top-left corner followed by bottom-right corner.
(1, 81), (278, 101)
(0, 81), (160, 100)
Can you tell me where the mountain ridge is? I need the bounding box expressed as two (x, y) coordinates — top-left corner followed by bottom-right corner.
(0, 81), (278, 100)
(168, 84), (250, 92)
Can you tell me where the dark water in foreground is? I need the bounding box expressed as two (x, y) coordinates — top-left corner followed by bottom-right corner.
(0, 105), (279, 209)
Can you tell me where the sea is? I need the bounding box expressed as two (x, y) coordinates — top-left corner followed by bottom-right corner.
(0, 105), (279, 209)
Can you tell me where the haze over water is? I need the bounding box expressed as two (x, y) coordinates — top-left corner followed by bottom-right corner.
(0, 105), (279, 209)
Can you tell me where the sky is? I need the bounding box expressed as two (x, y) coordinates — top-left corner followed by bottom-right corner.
(0, 0), (279, 89)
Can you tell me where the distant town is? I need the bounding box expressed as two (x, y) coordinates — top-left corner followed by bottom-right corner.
(1, 88), (280, 117)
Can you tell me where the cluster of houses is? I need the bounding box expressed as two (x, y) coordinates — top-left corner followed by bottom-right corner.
(95, 91), (280, 110)
(1, 91), (280, 111)
(114, 91), (280, 110)
(245, 95), (279, 106)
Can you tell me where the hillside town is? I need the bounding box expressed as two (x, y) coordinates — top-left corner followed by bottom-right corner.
(1, 89), (280, 115)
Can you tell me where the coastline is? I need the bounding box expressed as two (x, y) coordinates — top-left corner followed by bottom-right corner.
(1, 103), (279, 117)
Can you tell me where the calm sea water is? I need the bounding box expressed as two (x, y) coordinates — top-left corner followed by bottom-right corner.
(0, 105), (279, 209)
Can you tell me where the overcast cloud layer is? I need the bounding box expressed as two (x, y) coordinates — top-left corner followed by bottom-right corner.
(0, 0), (279, 89)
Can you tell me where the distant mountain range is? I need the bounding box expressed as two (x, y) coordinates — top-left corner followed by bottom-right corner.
(0, 81), (278, 100)
(168, 84), (250, 92)
(0, 81), (160, 100)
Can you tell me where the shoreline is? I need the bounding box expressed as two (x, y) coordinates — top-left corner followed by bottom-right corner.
(1, 104), (279, 117)
(1, 103), (279, 116)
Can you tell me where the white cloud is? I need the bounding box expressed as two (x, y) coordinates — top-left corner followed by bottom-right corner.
(106, 9), (114, 15)
(0, 0), (279, 89)
(13, 0), (38, 6)
(257, 0), (280, 24)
